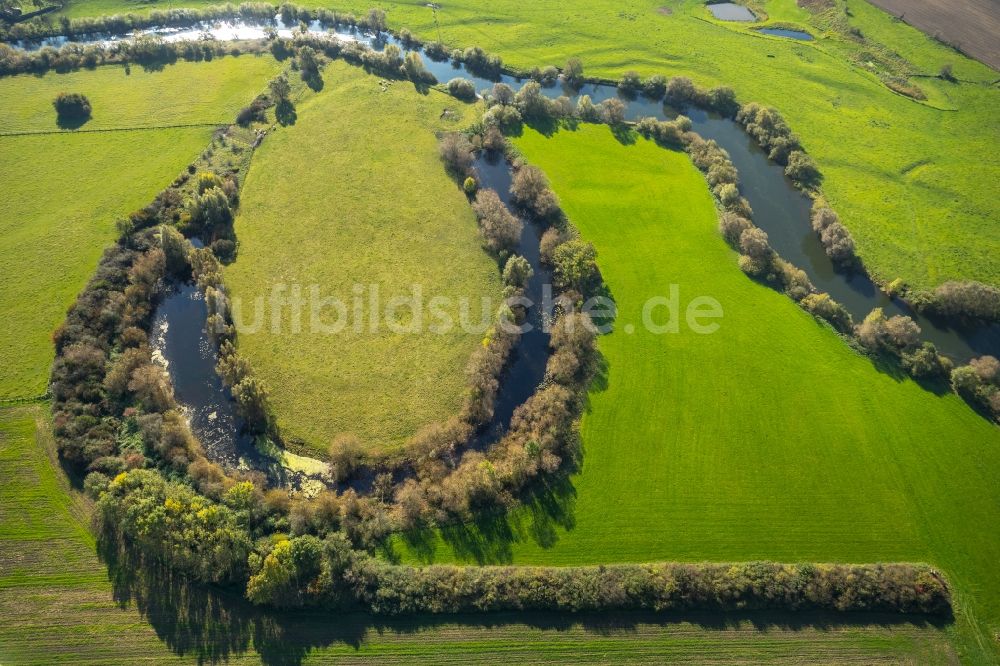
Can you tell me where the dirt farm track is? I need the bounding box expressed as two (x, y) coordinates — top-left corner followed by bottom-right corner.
(865, 0), (1000, 71)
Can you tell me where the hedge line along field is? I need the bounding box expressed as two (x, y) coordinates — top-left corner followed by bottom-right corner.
(2, 405), (959, 664)
(385, 124), (1000, 662)
(58, 0), (1000, 291)
(0, 56), (282, 400)
(225, 60), (502, 455)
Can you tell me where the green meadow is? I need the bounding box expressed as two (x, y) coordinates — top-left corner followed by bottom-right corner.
(0, 56), (281, 400)
(387, 124), (1000, 662)
(0, 404), (959, 663)
(60, 0), (1000, 291)
(226, 61), (502, 454)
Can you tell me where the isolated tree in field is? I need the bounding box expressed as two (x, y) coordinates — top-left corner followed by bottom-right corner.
(52, 92), (91, 123)
(472, 189), (522, 256)
(439, 132), (473, 176)
(563, 57), (584, 87)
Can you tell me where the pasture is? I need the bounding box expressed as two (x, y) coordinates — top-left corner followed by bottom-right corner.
(51, 0), (1000, 291)
(387, 124), (1000, 661)
(0, 56), (281, 400)
(2, 405), (959, 664)
(226, 60), (502, 454)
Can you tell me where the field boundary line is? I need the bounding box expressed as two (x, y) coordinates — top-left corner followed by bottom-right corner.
(0, 121), (227, 137)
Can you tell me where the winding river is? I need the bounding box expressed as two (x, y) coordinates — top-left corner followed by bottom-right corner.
(25, 18), (998, 476)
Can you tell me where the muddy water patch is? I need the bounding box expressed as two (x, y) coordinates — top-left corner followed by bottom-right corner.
(707, 3), (757, 21)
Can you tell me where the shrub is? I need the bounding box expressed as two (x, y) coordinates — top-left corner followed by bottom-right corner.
(472, 189), (523, 257)
(575, 94), (600, 122)
(514, 80), (552, 119)
(785, 150), (822, 187)
(552, 239), (599, 292)
(739, 227), (772, 263)
(643, 74), (667, 100)
(600, 97), (627, 125)
(929, 281), (1000, 322)
(540, 227), (565, 264)
(510, 165), (560, 219)
(462, 176), (477, 194)
(402, 51), (434, 83)
(618, 70), (642, 94)
(665, 76), (698, 106)
(438, 132), (474, 177)
(902, 342), (951, 380)
(719, 212), (752, 247)
(52, 91), (92, 122)
(800, 292), (853, 333)
(447, 77), (477, 100)
(502, 255), (533, 290)
(563, 57), (584, 87)
(329, 434), (364, 482)
(856, 308), (921, 355)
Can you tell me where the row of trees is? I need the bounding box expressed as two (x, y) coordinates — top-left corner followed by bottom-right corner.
(736, 102), (821, 188)
(0, 36), (264, 77)
(243, 531), (952, 617)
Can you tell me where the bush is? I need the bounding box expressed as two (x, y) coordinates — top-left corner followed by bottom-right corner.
(563, 57), (584, 87)
(402, 51), (435, 83)
(785, 150), (822, 187)
(739, 227), (773, 263)
(510, 165), (560, 219)
(514, 80), (552, 120)
(438, 132), (474, 177)
(719, 212), (752, 248)
(618, 70), (642, 94)
(600, 97), (626, 125)
(52, 91), (91, 122)
(902, 342), (951, 380)
(800, 292), (853, 333)
(856, 308), (921, 355)
(447, 77), (477, 100)
(929, 281), (1000, 322)
(502, 255), (533, 290)
(552, 239), (599, 293)
(472, 189), (523, 257)
(329, 434), (364, 482)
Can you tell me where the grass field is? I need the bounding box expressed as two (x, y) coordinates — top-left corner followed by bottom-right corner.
(0, 404), (961, 664)
(58, 0), (1000, 292)
(0, 56), (282, 400)
(225, 61), (502, 454)
(383, 124), (1000, 662)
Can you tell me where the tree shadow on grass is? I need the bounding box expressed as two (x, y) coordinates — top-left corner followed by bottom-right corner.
(55, 113), (91, 130)
(275, 99), (297, 126)
(98, 539), (955, 666)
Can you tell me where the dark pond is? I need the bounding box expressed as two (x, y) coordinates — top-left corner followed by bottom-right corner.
(707, 3), (757, 22)
(757, 28), (814, 41)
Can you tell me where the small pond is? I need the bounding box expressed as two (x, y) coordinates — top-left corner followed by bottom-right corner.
(757, 27), (814, 41)
(707, 3), (757, 22)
